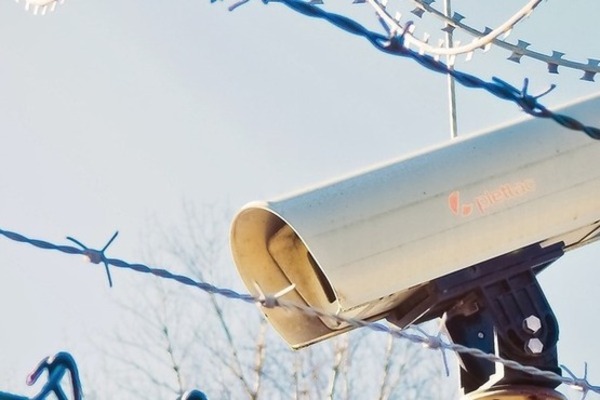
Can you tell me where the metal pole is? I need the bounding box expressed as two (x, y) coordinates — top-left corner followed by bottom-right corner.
(444, 0), (458, 139)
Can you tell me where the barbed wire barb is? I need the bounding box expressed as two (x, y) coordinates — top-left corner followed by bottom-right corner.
(66, 231), (118, 288)
(412, 324), (451, 377)
(561, 362), (600, 400)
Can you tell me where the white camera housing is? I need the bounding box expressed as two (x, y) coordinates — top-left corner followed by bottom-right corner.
(230, 94), (600, 349)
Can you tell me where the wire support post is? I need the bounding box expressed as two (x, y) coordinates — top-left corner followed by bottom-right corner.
(442, 0), (458, 139)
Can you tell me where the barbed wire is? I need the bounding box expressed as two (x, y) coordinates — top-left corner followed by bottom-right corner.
(16, 0), (64, 15)
(14, 0), (600, 81)
(26, 352), (82, 400)
(12, 0), (600, 80)
(233, 0), (600, 141)
(366, 0), (542, 58)
(259, 0), (600, 80)
(408, 0), (600, 81)
(0, 228), (254, 303)
(7, 0), (600, 397)
(1, 226), (599, 397)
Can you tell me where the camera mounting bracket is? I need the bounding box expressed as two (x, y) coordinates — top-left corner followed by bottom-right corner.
(388, 242), (564, 396)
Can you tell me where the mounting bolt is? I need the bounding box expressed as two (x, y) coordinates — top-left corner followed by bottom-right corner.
(525, 338), (544, 355)
(523, 315), (542, 334)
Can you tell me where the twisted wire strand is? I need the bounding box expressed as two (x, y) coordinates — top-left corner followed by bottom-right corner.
(0, 228), (254, 303)
(1, 226), (599, 396)
(254, 0), (600, 140)
(274, 299), (598, 393)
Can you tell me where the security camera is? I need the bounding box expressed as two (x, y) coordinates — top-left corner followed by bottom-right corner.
(230, 94), (600, 396)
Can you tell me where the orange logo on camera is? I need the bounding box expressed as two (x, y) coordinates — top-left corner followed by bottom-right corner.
(448, 179), (536, 217)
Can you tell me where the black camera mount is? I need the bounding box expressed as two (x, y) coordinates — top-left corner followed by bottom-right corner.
(388, 242), (566, 399)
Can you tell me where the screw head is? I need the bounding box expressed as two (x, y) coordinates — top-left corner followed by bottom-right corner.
(525, 338), (544, 354)
(523, 315), (542, 334)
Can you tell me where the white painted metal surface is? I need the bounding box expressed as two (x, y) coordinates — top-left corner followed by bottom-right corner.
(230, 94), (600, 348)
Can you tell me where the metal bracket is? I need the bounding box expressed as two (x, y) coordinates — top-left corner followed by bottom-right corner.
(388, 242), (564, 395)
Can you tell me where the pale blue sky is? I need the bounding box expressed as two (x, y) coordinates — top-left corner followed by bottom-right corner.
(1, 0), (600, 397)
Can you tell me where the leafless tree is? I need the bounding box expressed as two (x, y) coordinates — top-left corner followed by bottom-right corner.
(100, 204), (457, 399)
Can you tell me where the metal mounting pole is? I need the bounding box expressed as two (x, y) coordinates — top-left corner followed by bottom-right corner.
(444, 0), (458, 139)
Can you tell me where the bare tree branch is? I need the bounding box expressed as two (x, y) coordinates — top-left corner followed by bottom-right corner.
(326, 336), (348, 400)
(251, 319), (268, 399)
(377, 335), (395, 400)
(162, 325), (185, 397)
(100, 205), (448, 399)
